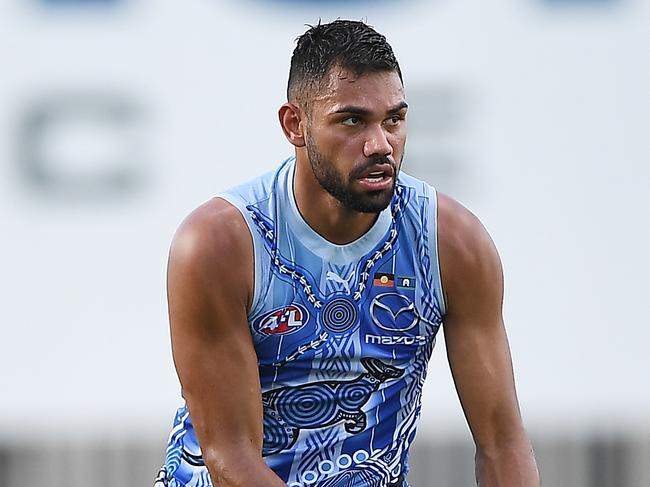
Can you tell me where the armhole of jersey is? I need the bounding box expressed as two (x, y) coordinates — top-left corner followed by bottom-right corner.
(427, 185), (447, 316)
(215, 193), (264, 318)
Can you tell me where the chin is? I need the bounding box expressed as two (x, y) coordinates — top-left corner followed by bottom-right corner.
(352, 191), (394, 214)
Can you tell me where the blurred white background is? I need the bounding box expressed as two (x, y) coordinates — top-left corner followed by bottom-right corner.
(0, 0), (648, 485)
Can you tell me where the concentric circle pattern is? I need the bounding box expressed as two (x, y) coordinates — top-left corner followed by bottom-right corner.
(276, 385), (337, 427)
(321, 297), (358, 333)
(337, 382), (374, 411)
(263, 414), (295, 455)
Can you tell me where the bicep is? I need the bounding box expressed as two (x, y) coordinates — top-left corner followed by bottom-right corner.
(169, 277), (264, 457)
(167, 202), (264, 465)
(438, 194), (524, 450)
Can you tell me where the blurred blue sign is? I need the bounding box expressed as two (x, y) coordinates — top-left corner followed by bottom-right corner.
(543, 0), (617, 3)
(261, 0), (393, 3)
(39, 0), (121, 5)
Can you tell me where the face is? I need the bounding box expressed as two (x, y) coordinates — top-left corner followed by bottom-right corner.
(303, 67), (407, 213)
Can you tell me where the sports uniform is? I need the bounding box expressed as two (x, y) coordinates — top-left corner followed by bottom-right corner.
(157, 156), (445, 487)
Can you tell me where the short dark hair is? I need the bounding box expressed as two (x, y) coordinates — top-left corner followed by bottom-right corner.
(287, 20), (403, 108)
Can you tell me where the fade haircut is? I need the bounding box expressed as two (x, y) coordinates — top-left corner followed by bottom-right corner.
(287, 20), (403, 111)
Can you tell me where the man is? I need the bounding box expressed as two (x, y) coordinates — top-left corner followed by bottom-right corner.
(156, 20), (539, 487)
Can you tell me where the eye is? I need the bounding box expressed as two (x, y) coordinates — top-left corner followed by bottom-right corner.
(386, 115), (404, 126)
(341, 116), (361, 126)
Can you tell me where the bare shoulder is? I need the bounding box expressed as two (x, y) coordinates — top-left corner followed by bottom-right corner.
(168, 197), (254, 310)
(171, 197), (251, 259)
(437, 192), (496, 263)
(436, 192), (502, 315)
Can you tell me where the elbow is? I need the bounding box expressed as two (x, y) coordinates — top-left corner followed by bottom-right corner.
(476, 433), (533, 461)
(476, 426), (532, 460)
(475, 435), (540, 487)
(202, 447), (269, 487)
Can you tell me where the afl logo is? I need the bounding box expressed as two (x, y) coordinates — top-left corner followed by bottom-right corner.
(254, 304), (309, 336)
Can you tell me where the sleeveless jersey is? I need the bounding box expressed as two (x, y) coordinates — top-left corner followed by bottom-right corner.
(162, 156), (446, 487)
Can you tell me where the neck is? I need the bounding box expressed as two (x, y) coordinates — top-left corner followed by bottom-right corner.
(293, 155), (380, 245)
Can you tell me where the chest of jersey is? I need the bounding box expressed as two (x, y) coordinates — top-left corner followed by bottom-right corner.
(245, 185), (442, 389)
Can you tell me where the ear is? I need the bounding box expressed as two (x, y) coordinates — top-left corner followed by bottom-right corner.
(278, 102), (306, 148)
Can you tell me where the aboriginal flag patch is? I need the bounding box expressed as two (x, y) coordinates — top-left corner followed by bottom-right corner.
(373, 272), (395, 287)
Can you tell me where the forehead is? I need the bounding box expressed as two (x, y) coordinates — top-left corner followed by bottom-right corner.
(312, 68), (405, 115)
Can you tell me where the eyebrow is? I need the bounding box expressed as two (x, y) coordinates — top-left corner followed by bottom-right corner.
(331, 101), (409, 116)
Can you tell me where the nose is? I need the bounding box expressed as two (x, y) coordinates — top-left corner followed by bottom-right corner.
(363, 124), (393, 159)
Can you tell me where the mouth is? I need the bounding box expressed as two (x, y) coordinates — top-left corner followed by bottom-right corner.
(356, 164), (395, 191)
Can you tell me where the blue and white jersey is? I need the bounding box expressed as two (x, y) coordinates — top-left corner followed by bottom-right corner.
(162, 157), (445, 487)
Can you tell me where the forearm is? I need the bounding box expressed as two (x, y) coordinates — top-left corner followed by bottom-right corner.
(475, 438), (540, 487)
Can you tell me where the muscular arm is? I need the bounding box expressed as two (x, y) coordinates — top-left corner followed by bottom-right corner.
(437, 194), (539, 486)
(167, 198), (286, 487)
